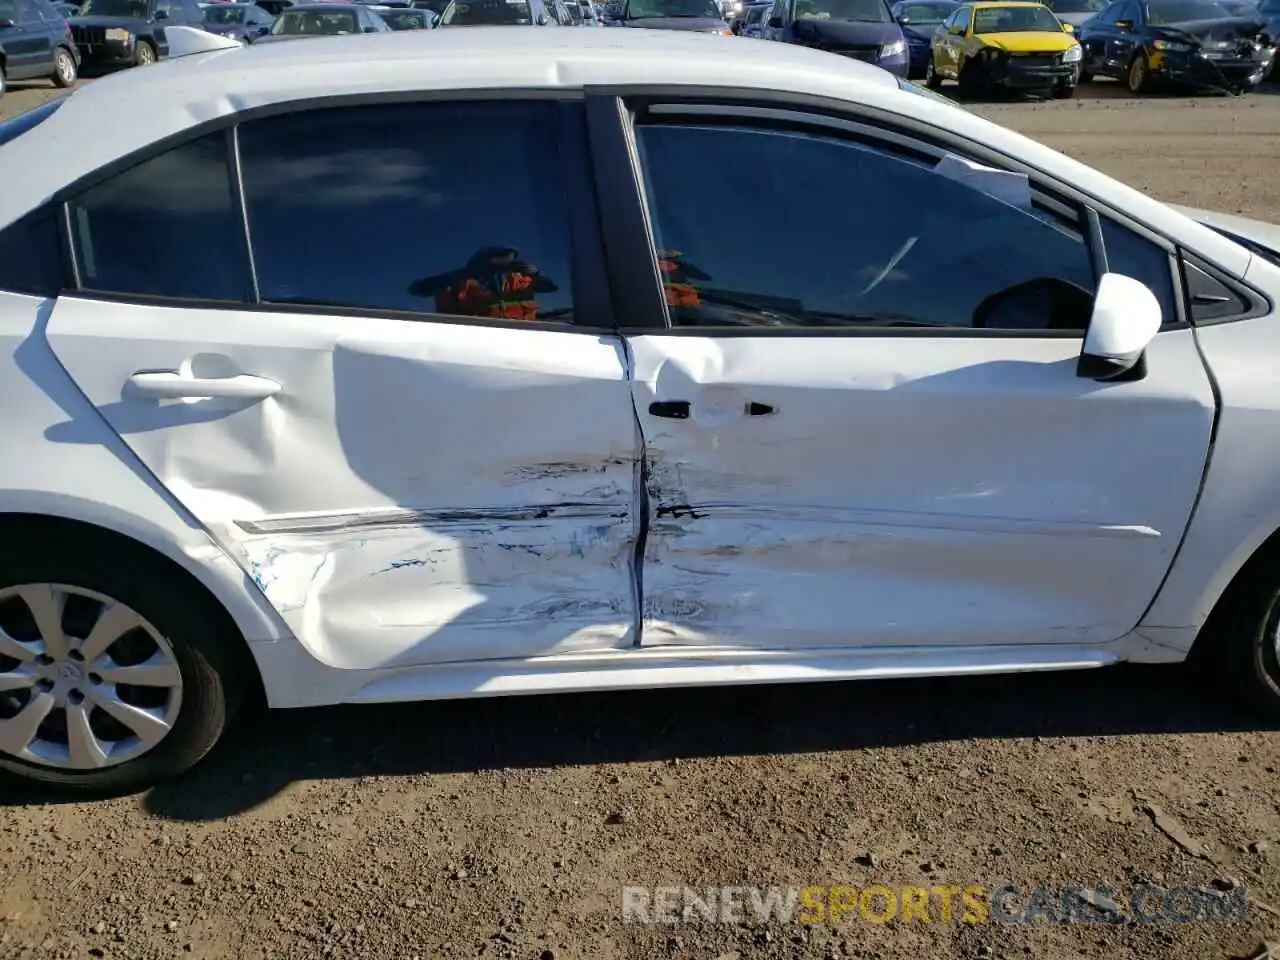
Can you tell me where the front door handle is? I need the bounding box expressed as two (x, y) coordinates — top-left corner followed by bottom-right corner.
(649, 400), (691, 419)
(126, 371), (283, 401)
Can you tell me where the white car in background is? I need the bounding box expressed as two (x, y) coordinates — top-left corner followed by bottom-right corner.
(0, 28), (1279, 793)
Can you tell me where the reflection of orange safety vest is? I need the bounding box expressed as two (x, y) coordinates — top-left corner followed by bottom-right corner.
(657, 254), (701, 308)
(436, 272), (540, 321)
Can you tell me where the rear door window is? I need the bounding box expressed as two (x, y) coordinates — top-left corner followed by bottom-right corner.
(237, 100), (580, 323)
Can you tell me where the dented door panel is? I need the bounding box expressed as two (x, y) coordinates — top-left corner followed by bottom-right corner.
(628, 330), (1213, 649)
(46, 297), (639, 669)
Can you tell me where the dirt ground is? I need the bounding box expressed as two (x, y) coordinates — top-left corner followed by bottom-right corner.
(2, 76), (1280, 960)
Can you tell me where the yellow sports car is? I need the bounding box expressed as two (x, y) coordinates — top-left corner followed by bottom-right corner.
(926, 1), (1083, 98)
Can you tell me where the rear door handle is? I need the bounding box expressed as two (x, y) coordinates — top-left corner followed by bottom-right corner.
(126, 371), (283, 401)
(649, 400), (691, 419)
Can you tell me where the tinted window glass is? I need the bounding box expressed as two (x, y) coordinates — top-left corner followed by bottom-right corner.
(239, 102), (575, 323)
(68, 132), (250, 301)
(0, 208), (66, 297)
(1184, 260), (1249, 321)
(635, 124), (1095, 330)
(1100, 217), (1177, 325)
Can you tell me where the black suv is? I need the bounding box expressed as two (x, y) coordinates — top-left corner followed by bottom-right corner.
(67, 0), (203, 69)
(0, 0), (80, 97)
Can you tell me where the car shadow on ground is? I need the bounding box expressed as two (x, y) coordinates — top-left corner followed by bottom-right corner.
(1, 662), (1273, 818)
(933, 74), (1277, 103)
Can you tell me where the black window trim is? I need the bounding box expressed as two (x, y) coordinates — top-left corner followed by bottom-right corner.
(55, 88), (618, 336)
(1179, 249), (1271, 325)
(585, 84), (1275, 336)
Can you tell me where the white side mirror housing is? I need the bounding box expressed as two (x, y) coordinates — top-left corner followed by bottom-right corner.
(1077, 272), (1162, 382)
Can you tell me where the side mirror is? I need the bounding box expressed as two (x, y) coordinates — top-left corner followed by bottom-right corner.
(767, 13), (781, 25)
(0, 16), (13, 25)
(535, 11), (548, 21)
(1077, 273), (1162, 382)
(948, 23), (964, 33)
(1115, 17), (1132, 28)
(896, 14), (910, 23)
(1062, 20), (1073, 31)
(153, 7), (168, 17)
(363, 22), (377, 29)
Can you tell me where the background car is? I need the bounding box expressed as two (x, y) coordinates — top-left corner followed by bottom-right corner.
(1077, 0), (1274, 92)
(437, 0), (572, 23)
(67, 0), (204, 67)
(759, 0), (910, 77)
(601, 0), (733, 31)
(891, 0), (957, 75)
(927, 0), (1082, 96)
(256, 0), (391, 36)
(200, 0), (273, 38)
(372, 2), (434, 23)
(0, 0), (79, 95)
(1042, 0), (1105, 25)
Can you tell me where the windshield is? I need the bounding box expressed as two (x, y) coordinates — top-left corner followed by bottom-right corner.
(203, 5), (248, 22)
(795, 0), (892, 21)
(897, 1), (955, 20)
(972, 4), (1062, 31)
(623, 0), (720, 16)
(1045, 0), (1104, 12)
(441, 0), (533, 22)
(78, 0), (150, 15)
(0, 100), (63, 149)
(271, 7), (358, 31)
(1147, 0), (1232, 20)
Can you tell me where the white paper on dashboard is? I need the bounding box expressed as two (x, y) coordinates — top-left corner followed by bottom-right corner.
(933, 152), (1033, 211)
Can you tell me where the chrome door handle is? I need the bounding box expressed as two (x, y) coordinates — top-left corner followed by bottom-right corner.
(126, 371), (283, 401)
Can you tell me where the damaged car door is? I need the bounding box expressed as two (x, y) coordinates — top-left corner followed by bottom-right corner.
(623, 105), (1213, 650)
(45, 99), (641, 672)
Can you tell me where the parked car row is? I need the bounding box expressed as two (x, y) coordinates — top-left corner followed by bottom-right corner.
(727, 0), (1276, 93)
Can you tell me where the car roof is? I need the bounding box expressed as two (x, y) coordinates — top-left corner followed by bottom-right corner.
(970, 2), (1052, 7)
(0, 26), (1256, 279)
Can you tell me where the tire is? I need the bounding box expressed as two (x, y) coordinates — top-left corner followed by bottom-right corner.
(134, 39), (157, 66)
(0, 541), (245, 794)
(1054, 83), (1077, 98)
(957, 57), (987, 100)
(1200, 567), (1280, 717)
(52, 46), (77, 88)
(1078, 69), (1092, 83)
(925, 56), (942, 89)
(1127, 50), (1150, 94)
(0, 63), (6, 100)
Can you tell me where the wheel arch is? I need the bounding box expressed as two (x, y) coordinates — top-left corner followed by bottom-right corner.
(0, 492), (284, 711)
(1187, 520), (1280, 661)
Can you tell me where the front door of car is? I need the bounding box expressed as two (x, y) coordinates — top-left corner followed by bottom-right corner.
(620, 105), (1213, 651)
(46, 98), (640, 673)
(1107, 0), (1138, 66)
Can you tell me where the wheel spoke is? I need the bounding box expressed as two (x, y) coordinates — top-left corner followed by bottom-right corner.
(86, 687), (171, 746)
(0, 669), (36, 693)
(66, 702), (109, 769)
(97, 653), (181, 689)
(79, 601), (147, 663)
(0, 691), (55, 756)
(0, 626), (37, 663)
(16, 585), (69, 660)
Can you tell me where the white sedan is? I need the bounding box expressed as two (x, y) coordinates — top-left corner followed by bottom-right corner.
(0, 27), (1278, 792)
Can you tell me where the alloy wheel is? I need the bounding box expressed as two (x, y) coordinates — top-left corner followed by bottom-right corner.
(56, 51), (75, 85)
(0, 584), (183, 770)
(1128, 55), (1146, 92)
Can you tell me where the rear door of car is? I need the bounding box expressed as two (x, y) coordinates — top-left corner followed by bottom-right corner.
(44, 96), (641, 675)
(586, 92), (1212, 652)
